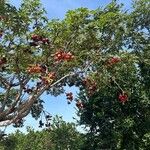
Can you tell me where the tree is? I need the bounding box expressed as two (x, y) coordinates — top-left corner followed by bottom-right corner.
(0, 1), (149, 149)
(0, 116), (84, 150)
(75, 0), (150, 149)
(1, 0), (126, 128)
(0, 0), (91, 127)
(48, 115), (84, 150)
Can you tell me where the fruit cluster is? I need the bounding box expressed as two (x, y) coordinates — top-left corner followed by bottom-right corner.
(30, 34), (50, 46)
(118, 92), (128, 104)
(27, 64), (56, 85)
(76, 100), (84, 109)
(27, 64), (46, 74)
(66, 92), (73, 104)
(82, 78), (97, 96)
(107, 57), (121, 66)
(54, 50), (74, 62)
(40, 72), (56, 85)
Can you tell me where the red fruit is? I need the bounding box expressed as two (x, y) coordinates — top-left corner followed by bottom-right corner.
(56, 53), (62, 59)
(54, 51), (64, 61)
(112, 57), (121, 63)
(64, 52), (74, 61)
(31, 34), (39, 41)
(39, 72), (56, 85)
(54, 50), (74, 62)
(66, 92), (73, 101)
(42, 38), (49, 44)
(66, 92), (73, 96)
(47, 72), (56, 79)
(31, 34), (42, 42)
(118, 93), (128, 103)
(27, 64), (44, 74)
(76, 101), (84, 109)
(82, 78), (97, 96)
(107, 57), (121, 66)
(40, 77), (49, 85)
(67, 95), (73, 101)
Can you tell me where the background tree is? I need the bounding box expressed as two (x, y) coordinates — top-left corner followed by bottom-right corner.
(0, 116), (84, 150)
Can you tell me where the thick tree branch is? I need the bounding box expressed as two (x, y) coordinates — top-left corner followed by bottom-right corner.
(5, 77), (30, 115)
(0, 71), (82, 127)
(0, 85), (11, 113)
(9, 72), (76, 124)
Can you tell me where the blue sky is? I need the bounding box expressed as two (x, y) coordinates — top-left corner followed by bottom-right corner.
(10, 0), (132, 19)
(4, 0), (132, 133)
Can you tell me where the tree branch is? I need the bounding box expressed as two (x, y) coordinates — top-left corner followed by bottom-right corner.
(0, 75), (10, 88)
(12, 72), (76, 123)
(0, 71), (81, 127)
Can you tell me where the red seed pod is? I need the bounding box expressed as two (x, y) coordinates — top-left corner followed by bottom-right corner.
(66, 92), (73, 97)
(53, 50), (74, 62)
(40, 77), (49, 85)
(47, 72), (56, 79)
(109, 57), (121, 64)
(42, 38), (49, 44)
(54, 50), (64, 61)
(76, 101), (84, 109)
(67, 95), (73, 101)
(63, 52), (74, 61)
(27, 64), (45, 74)
(118, 92), (128, 103)
(31, 34), (40, 41)
(66, 92), (73, 101)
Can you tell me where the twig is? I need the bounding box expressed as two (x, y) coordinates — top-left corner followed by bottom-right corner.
(110, 76), (124, 92)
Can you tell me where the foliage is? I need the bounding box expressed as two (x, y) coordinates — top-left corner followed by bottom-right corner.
(0, 0), (150, 149)
(0, 116), (84, 150)
(75, 0), (150, 149)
